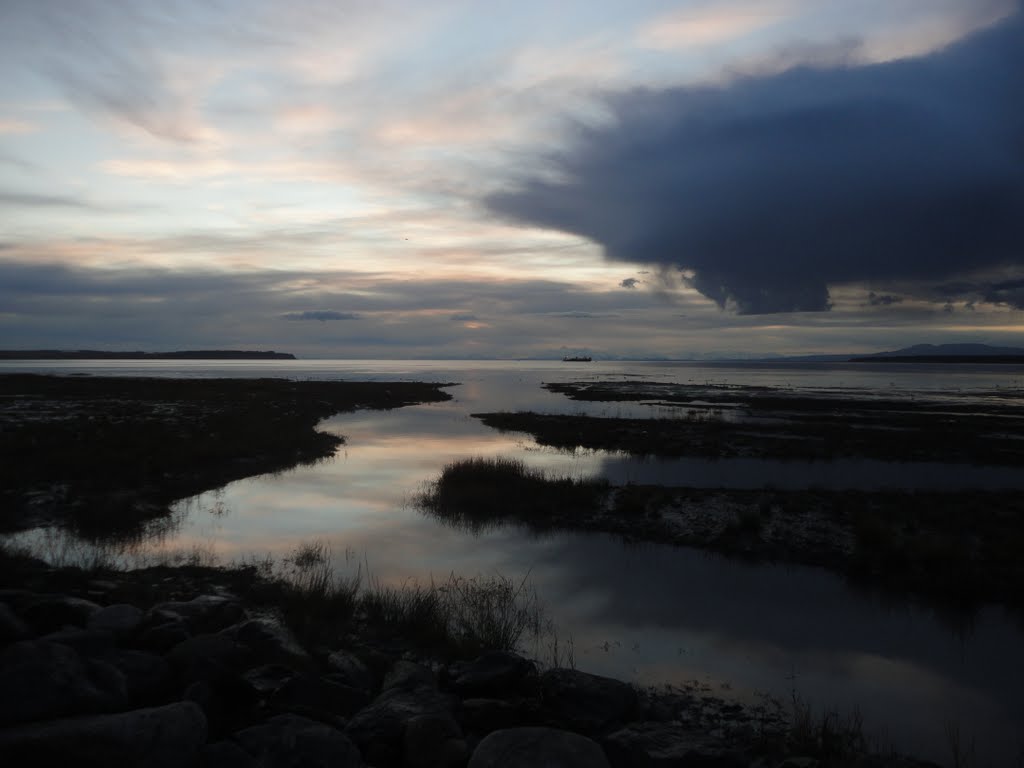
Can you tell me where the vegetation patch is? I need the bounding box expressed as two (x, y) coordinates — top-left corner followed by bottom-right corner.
(418, 457), (609, 532)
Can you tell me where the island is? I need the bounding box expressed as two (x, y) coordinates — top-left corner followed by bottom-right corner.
(0, 350), (296, 360)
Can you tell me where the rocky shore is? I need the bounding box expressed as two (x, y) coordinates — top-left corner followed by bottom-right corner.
(0, 554), (937, 768)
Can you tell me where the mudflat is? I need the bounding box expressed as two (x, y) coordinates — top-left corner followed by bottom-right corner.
(0, 374), (451, 537)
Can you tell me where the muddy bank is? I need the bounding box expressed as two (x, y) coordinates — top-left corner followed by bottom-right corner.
(474, 407), (1024, 465)
(0, 374), (451, 537)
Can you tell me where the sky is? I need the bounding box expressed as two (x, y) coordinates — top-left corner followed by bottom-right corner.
(1, 0), (1022, 359)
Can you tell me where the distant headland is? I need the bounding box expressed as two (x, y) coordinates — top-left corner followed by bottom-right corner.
(0, 350), (296, 360)
(848, 343), (1024, 364)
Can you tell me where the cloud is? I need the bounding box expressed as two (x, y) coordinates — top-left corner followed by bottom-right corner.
(450, 313), (478, 322)
(281, 310), (359, 322)
(546, 311), (620, 319)
(866, 292), (903, 307)
(487, 7), (1024, 314)
(620, 277), (640, 289)
(0, 118), (36, 135)
(0, 191), (95, 209)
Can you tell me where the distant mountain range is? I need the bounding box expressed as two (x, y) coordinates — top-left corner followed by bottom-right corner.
(0, 350), (296, 360)
(758, 343), (1024, 364)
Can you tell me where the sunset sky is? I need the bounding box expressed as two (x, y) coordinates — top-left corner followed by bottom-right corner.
(2, 0), (1022, 359)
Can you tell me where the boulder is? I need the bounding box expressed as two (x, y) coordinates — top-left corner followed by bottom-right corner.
(197, 740), (258, 768)
(346, 686), (456, 768)
(460, 698), (539, 736)
(602, 723), (749, 767)
(19, 594), (102, 634)
(42, 627), (116, 654)
(99, 649), (172, 706)
(382, 659), (436, 692)
(222, 618), (313, 672)
(0, 701), (207, 768)
(234, 713), (362, 768)
(468, 726), (610, 768)
(242, 663), (296, 695)
(136, 619), (191, 653)
(87, 603), (145, 637)
(167, 632), (251, 686)
(269, 673), (372, 722)
(0, 640), (127, 725)
(540, 668), (638, 735)
(447, 651), (538, 699)
(327, 649), (375, 692)
(405, 712), (468, 768)
(149, 595), (244, 633)
(0, 603), (30, 644)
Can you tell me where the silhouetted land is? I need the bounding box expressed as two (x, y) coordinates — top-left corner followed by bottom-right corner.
(0, 374), (451, 537)
(0, 350), (295, 359)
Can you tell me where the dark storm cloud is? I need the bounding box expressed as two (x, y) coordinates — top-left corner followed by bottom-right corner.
(619, 277), (639, 289)
(282, 310), (359, 322)
(488, 8), (1024, 314)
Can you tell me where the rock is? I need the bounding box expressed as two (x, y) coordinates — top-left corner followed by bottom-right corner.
(184, 678), (260, 740)
(0, 603), (30, 644)
(19, 594), (102, 634)
(167, 632), (251, 685)
(149, 595), (243, 633)
(327, 649), (375, 692)
(405, 712), (468, 768)
(0, 701), (207, 767)
(540, 668), (638, 736)
(137, 619), (191, 653)
(99, 649), (172, 706)
(41, 627), (116, 654)
(223, 618), (313, 672)
(776, 758), (820, 768)
(468, 726), (610, 768)
(234, 713), (362, 768)
(269, 673), (372, 722)
(87, 603), (145, 636)
(242, 663), (296, 695)
(383, 659), (436, 692)
(0, 640), (127, 725)
(602, 723), (749, 767)
(447, 651), (539, 699)
(197, 740), (258, 768)
(346, 686), (456, 768)
(460, 698), (539, 735)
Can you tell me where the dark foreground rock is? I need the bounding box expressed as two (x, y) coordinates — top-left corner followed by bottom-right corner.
(468, 727), (610, 768)
(0, 562), (940, 768)
(0, 702), (207, 767)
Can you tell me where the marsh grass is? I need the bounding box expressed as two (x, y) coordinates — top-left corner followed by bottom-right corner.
(242, 539), (545, 657)
(419, 456), (607, 531)
(1, 529), (546, 659)
(787, 689), (869, 764)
